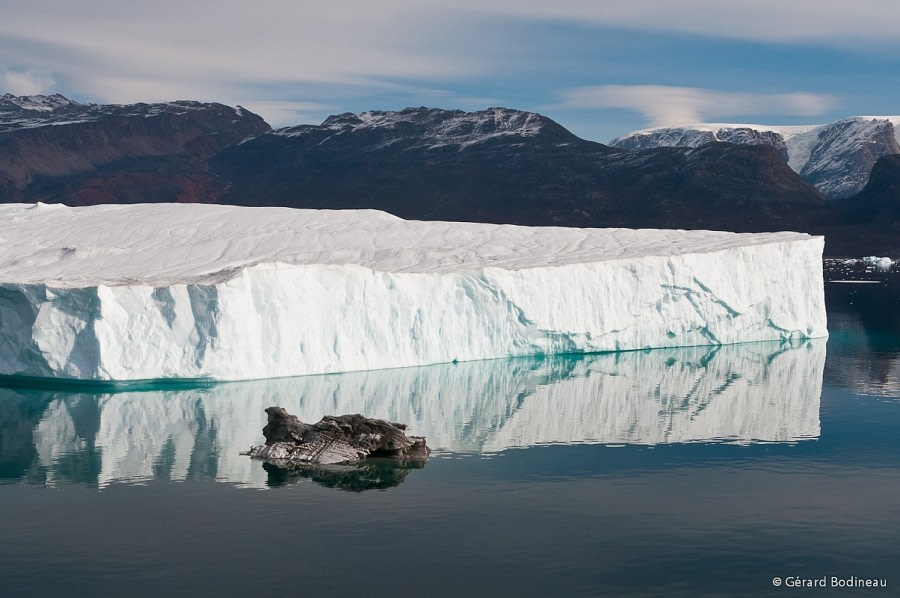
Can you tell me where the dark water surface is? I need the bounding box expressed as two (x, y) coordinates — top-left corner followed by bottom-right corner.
(1, 260), (898, 597)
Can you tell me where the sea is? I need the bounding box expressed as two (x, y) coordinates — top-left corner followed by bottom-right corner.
(0, 259), (897, 597)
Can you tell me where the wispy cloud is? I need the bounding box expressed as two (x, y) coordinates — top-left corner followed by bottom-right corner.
(0, 1), (495, 124)
(238, 101), (337, 128)
(6, 1), (892, 104)
(0, 68), (54, 96)
(0, 2), (477, 94)
(556, 85), (838, 127)
(0, 0), (887, 133)
(450, 0), (900, 45)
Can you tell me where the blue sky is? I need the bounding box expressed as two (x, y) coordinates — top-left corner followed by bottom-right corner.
(3, 0), (900, 142)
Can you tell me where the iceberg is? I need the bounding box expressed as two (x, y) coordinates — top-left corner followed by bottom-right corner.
(0, 203), (827, 381)
(862, 256), (894, 272)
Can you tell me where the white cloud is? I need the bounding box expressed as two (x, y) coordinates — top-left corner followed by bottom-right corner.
(556, 85), (838, 127)
(238, 101), (337, 128)
(1, 68), (55, 96)
(449, 0), (900, 44)
(0, 2), (479, 97)
(0, 1), (510, 124)
(0, 0), (886, 129)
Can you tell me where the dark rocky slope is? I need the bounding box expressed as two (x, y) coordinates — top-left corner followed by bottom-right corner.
(0, 94), (270, 204)
(842, 154), (900, 224)
(211, 107), (825, 233)
(818, 155), (900, 255)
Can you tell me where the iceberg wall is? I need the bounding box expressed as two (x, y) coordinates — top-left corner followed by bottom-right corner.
(10, 339), (825, 488)
(0, 203), (827, 381)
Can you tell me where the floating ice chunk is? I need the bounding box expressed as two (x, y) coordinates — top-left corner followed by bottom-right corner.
(0, 203), (827, 381)
(863, 256), (894, 271)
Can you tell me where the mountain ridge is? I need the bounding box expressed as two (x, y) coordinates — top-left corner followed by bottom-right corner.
(0, 93), (271, 204)
(611, 117), (900, 198)
(210, 106), (824, 233)
(279, 106), (585, 150)
(0, 94), (897, 255)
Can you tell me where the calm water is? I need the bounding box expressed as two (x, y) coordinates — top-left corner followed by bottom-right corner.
(1, 261), (898, 597)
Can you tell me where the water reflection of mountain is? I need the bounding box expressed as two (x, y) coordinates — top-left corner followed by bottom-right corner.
(0, 340), (825, 489)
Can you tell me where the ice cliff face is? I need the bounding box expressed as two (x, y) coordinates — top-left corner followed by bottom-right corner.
(611, 117), (900, 198)
(0, 203), (827, 382)
(15, 339), (824, 488)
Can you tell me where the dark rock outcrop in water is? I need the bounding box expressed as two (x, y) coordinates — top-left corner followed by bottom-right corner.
(248, 407), (430, 465)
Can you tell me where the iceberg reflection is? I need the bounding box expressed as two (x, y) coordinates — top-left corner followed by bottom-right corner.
(1, 339), (825, 488)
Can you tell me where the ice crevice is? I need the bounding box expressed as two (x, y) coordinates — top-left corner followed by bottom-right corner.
(0, 204), (828, 382)
(691, 277), (742, 318)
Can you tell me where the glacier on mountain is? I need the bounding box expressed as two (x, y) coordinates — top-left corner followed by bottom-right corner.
(611, 116), (900, 198)
(0, 203), (827, 382)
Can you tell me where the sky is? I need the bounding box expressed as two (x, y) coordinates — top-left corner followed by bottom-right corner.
(2, 0), (900, 142)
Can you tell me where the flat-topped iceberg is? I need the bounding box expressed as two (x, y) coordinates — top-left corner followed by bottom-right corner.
(0, 203), (827, 381)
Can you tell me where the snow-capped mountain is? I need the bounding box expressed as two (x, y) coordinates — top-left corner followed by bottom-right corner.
(0, 93), (270, 203)
(213, 106), (822, 228)
(0, 92), (78, 116)
(611, 117), (900, 198)
(0, 92), (267, 133)
(275, 106), (583, 150)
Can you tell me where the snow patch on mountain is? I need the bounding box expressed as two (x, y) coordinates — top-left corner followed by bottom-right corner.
(0, 93), (249, 133)
(276, 106), (571, 150)
(1, 93), (77, 112)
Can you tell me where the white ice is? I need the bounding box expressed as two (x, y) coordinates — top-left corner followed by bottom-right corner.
(863, 256), (894, 271)
(0, 203), (827, 381)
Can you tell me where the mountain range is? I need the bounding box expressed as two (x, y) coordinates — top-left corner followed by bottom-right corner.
(1, 93), (898, 256)
(0, 93), (270, 204)
(611, 117), (900, 199)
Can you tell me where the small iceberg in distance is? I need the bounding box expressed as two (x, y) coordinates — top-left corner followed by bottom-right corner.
(3, 339), (825, 489)
(863, 256), (895, 272)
